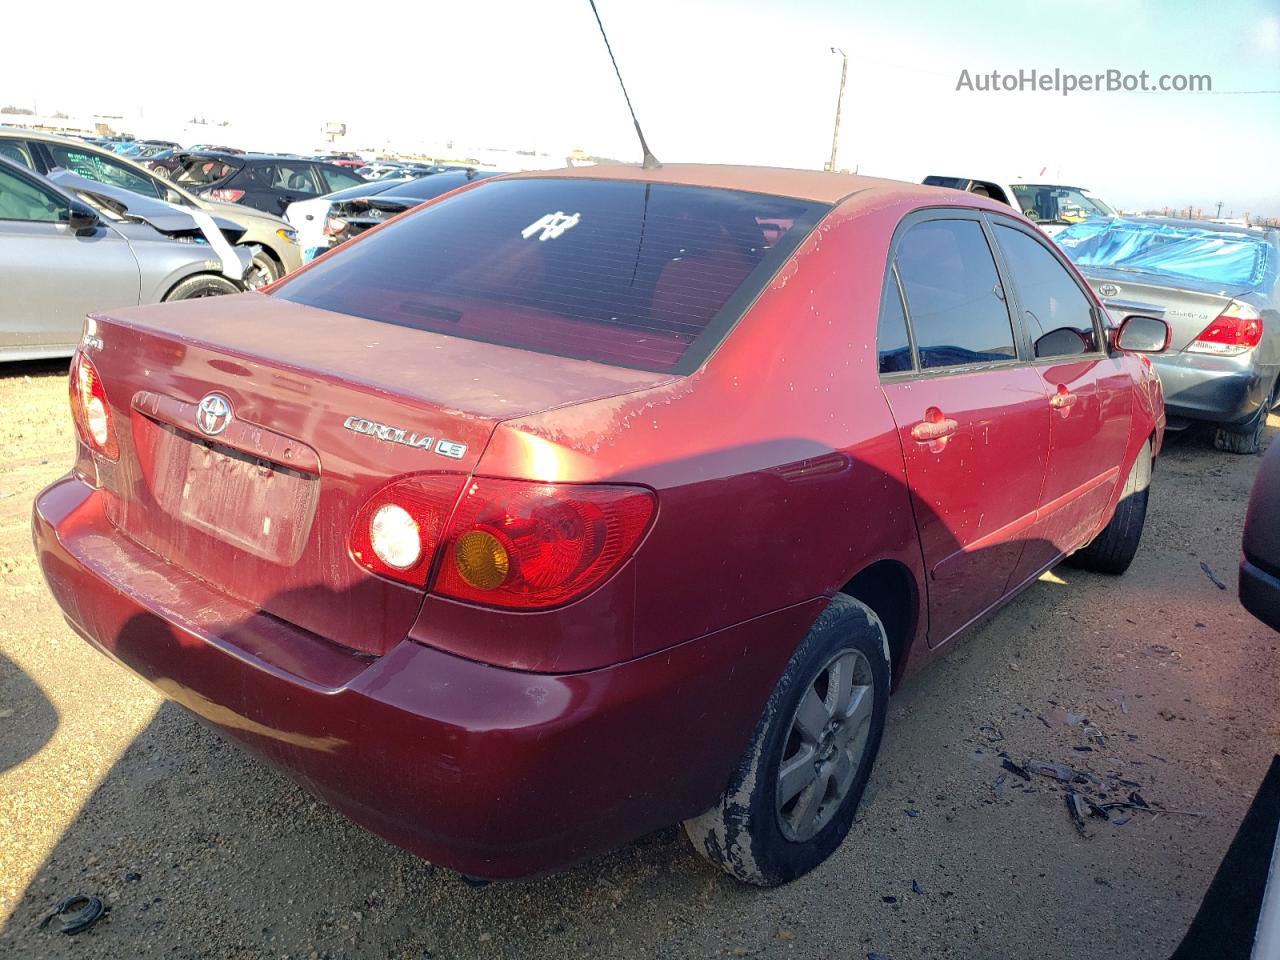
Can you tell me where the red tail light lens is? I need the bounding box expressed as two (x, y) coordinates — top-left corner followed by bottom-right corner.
(433, 480), (656, 609)
(204, 189), (245, 203)
(69, 353), (118, 460)
(1188, 301), (1264, 356)
(348, 474), (466, 586)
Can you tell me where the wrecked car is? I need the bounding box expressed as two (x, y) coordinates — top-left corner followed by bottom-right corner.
(922, 175), (1117, 237)
(289, 168), (501, 262)
(1057, 216), (1280, 453)
(34, 165), (1167, 885)
(0, 157), (250, 362)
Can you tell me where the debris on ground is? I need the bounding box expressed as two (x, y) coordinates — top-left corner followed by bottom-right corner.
(911, 880), (925, 895)
(1001, 758), (1031, 781)
(992, 772), (1009, 798)
(1024, 760), (1080, 783)
(1065, 791), (1091, 837)
(1199, 561), (1227, 590)
(38, 895), (106, 935)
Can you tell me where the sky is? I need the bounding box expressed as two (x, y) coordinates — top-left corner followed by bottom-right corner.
(3, 0), (1278, 216)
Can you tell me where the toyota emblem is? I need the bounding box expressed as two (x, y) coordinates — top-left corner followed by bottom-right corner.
(195, 393), (233, 436)
(1098, 283), (1120, 298)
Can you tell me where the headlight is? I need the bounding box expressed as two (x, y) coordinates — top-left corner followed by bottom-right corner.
(276, 227), (298, 244)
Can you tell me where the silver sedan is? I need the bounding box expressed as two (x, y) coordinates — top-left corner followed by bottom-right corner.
(0, 157), (250, 362)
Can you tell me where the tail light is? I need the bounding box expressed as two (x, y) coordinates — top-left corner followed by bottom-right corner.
(204, 189), (245, 203)
(433, 479), (656, 609)
(348, 474), (465, 586)
(1187, 301), (1263, 356)
(68, 352), (118, 460)
(347, 476), (656, 607)
(324, 216), (348, 237)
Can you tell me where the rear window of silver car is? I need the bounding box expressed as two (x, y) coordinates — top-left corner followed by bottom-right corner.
(274, 177), (827, 373)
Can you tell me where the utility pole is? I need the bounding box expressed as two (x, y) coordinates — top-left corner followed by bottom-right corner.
(828, 48), (848, 172)
(1215, 201), (1223, 218)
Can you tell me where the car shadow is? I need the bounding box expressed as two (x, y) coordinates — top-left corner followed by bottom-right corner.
(0, 358), (70, 382)
(7, 438), (1151, 958)
(0, 650), (58, 776)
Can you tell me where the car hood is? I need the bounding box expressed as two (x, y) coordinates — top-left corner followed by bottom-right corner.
(48, 170), (244, 238)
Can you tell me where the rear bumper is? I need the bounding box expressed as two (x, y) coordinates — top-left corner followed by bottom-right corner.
(32, 473), (817, 878)
(1150, 354), (1276, 426)
(1241, 556), (1280, 633)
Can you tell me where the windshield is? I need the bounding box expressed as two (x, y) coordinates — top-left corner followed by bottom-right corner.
(277, 177), (827, 373)
(1010, 185), (1115, 224)
(1056, 217), (1272, 288)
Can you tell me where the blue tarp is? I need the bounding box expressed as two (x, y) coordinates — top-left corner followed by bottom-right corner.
(1055, 217), (1271, 289)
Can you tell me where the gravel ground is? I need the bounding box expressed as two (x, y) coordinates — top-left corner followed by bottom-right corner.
(1, 358), (1277, 960)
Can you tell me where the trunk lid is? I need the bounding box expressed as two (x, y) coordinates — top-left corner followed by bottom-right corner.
(1079, 266), (1243, 352)
(87, 292), (672, 655)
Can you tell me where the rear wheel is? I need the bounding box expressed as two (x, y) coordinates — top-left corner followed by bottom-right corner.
(163, 274), (241, 301)
(1068, 440), (1151, 574)
(683, 594), (890, 886)
(1214, 379), (1277, 455)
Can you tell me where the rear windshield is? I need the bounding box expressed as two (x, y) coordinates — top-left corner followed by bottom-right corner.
(1057, 217), (1273, 288)
(276, 177), (826, 373)
(175, 156), (242, 187)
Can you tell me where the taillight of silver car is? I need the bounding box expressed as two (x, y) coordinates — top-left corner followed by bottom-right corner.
(349, 476), (656, 609)
(1187, 300), (1265, 356)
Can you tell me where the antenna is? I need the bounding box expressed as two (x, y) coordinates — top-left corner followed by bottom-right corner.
(587, 0), (661, 169)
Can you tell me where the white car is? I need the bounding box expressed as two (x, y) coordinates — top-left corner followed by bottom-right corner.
(285, 178), (412, 261)
(922, 175), (1117, 237)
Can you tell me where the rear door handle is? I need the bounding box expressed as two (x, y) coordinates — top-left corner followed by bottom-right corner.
(911, 410), (959, 443)
(1050, 385), (1077, 410)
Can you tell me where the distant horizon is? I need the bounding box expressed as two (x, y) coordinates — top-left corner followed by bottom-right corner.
(2, 0), (1277, 218)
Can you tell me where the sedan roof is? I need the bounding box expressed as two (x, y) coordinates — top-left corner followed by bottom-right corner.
(503, 163), (961, 206)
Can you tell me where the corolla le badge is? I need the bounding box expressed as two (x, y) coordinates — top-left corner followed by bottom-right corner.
(195, 393), (233, 436)
(1098, 283), (1120, 298)
(343, 416), (467, 459)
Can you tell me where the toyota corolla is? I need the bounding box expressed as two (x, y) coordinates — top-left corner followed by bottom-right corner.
(33, 164), (1167, 885)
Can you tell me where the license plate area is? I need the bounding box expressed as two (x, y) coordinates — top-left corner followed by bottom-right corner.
(140, 418), (319, 565)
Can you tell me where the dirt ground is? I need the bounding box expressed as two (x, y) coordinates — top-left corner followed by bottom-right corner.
(1, 358), (1276, 960)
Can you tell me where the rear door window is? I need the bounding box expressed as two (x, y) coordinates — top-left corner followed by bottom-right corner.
(276, 177), (826, 373)
(993, 223), (1099, 357)
(269, 163), (323, 195)
(878, 270), (913, 374)
(895, 218), (1017, 370)
(0, 139), (36, 170)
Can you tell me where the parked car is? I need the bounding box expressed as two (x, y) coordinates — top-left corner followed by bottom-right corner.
(1056, 216), (1280, 453)
(288, 169), (500, 261)
(0, 129), (303, 288)
(1241, 438), (1280, 630)
(0, 157), (250, 362)
(172, 152), (368, 218)
(284, 176), (414, 260)
(32, 165), (1168, 886)
(922, 176), (1117, 237)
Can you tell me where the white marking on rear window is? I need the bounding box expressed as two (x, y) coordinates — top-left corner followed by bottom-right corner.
(521, 211), (580, 241)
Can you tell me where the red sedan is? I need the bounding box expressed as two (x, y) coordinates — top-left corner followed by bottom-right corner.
(33, 165), (1168, 886)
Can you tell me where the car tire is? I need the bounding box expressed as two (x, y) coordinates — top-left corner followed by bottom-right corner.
(1214, 380), (1276, 455)
(163, 274), (242, 301)
(1067, 440), (1152, 575)
(243, 250), (281, 290)
(683, 594), (890, 887)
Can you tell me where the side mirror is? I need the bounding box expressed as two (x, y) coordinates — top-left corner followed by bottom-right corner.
(1114, 314), (1170, 353)
(66, 201), (100, 235)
